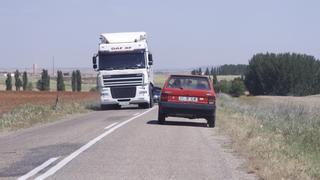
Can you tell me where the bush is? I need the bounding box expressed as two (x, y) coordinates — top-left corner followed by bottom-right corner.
(220, 80), (231, 93)
(89, 86), (98, 92)
(5, 73), (12, 91)
(27, 82), (33, 91)
(14, 70), (22, 91)
(37, 69), (50, 91)
(56, 70), (65, 91)
(229, 78), (246, 97)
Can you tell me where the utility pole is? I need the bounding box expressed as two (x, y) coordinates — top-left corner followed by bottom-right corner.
(52, 56), (55, 76)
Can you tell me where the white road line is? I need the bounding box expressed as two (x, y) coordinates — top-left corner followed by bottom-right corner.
(17, 157), (59, 180)
(35, 107), (156, 180)
(133, 112), (140, 116)
(104, 122), (118, 130)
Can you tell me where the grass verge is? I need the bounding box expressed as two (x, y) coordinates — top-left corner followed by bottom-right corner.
(0, 100), (99, 131)
(217, 94), (320, 180)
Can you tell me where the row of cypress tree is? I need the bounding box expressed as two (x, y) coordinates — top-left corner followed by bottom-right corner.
(5, 69), (82, 92)
(5, 70), (29, 91)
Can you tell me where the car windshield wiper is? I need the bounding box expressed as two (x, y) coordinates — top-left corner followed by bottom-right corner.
(125, 66), (139, 69)
(114, 67), (125, 70)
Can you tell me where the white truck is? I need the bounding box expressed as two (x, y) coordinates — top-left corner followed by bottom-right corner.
(92, 32), (154, 109)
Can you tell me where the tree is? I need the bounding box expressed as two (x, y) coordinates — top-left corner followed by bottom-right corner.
(204, 67), (210, 75)
(198, 68), (202, 75)
(245, 53), (320, 96)
(71, 71), (77, 92)
(37, 69), (50, 91)
(76, 70), (82, 92)
(14, 70), (22, 91)
(5, 73), (12, 91)
(56, 70), (65, 91)
(22, 71), (28, 91)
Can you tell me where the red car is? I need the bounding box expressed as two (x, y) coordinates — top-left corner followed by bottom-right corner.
(158, 75), (216, 127)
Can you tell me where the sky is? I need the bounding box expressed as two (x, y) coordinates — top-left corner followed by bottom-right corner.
(0, 0), (320, 70)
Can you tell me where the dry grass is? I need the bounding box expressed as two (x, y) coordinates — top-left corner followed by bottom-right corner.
(0, 101), (98, 131)
(154, 73), (169, 88)
(0, 91), (99, 131)
(217, 94), (320, 180)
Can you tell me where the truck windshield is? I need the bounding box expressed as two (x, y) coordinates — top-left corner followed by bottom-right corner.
(99, 52), (145, 70)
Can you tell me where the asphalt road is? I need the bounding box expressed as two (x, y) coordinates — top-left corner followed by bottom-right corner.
(0, 106), (256, 180)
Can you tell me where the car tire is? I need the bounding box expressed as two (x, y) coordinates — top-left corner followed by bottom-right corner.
(207, 115), (215, 128)
(158, 109), (165, 124)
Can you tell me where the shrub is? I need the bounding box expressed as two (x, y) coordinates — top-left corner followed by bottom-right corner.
(5, 73), (12, 91)
(37, 69), (50, 91)
(229, 78), (246, 97)
(27, 82), (33, 91)
(14, 70), (22, 91)
(219, 80), (231, 93)
(56, 70), (65, 91)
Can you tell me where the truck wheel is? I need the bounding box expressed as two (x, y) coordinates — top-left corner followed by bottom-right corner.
(158, 109), (165, 124)
(139, 103), (148, 109)
(149, 90), (154, 108)
(207, 115), (215, 128)
(101, 105), (110, 110)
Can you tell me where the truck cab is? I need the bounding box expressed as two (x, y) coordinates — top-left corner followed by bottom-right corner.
(92, 32), (154, 109)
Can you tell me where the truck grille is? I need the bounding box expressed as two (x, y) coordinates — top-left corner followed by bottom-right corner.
(110, 86), (136, 98)
(103, 74), (143, 87)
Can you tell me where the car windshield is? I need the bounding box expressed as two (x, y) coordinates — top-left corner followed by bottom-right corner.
(167, 76), (210, 90)
(99, 52), (146, 70)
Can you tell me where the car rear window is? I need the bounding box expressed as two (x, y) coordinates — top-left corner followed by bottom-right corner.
(167, 76), (210, 90)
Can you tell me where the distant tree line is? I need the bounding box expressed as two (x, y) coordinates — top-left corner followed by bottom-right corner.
(191, 64), (247, 76)
(5, 69), (82, 92)
(245, 53), (320, 96)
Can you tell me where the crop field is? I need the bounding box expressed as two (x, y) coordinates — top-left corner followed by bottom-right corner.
(217, 94), (320, 179)
(0, 91), (98, 115)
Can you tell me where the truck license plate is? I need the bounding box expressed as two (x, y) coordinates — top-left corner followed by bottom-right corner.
(179, 96), (198, 102)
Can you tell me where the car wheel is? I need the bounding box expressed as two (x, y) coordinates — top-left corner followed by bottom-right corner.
(207, 115), (215, 128)
(158, 110), (165, 124)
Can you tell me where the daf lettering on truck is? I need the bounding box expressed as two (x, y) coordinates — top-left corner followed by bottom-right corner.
(92, 32), (154, 109)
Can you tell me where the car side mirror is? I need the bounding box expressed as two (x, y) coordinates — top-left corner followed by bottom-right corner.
(92, 56), (97, 70)
(148, 54), (153, 65)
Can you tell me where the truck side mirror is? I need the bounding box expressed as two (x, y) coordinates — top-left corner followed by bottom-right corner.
(148, 54), (153, 65)
(93, 56), (97, 70)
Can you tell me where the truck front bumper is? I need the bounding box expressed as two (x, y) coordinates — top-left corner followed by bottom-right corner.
(100, 86), (150, 106)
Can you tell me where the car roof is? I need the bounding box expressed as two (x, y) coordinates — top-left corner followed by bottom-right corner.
(169, 74), (209, 79)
